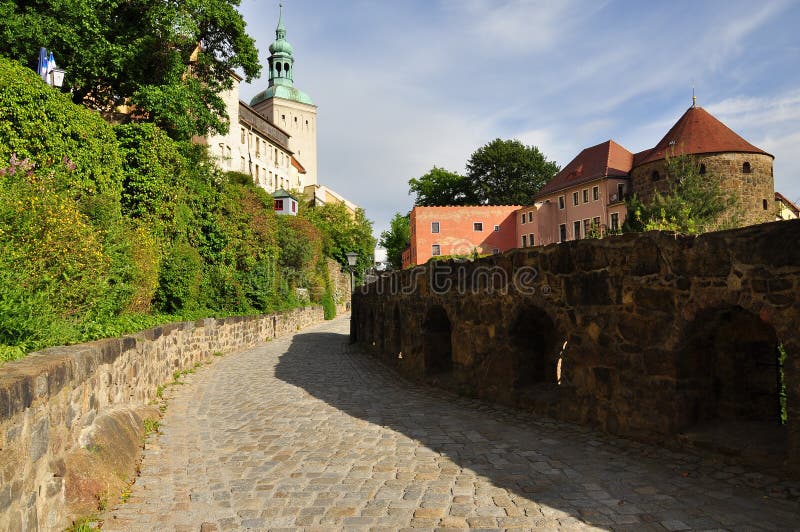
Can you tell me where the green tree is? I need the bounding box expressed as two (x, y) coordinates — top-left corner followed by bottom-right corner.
(0, 0), (260, 140)
(302, 202), (376, 281)
(623, 154), (742, 235)
(408, 166), (475, 206)
(379, 212), (410, 270)
(465, 139), (559, 205)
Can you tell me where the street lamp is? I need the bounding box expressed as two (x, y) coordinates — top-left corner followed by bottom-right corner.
(345, 252), (358, 291)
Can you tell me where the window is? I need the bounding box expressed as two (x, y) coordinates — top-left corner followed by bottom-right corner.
(494, 225), (500, 232)
(473, 222), (483, 231)
(558, 196), (565, 209)
(529, 234), (535, 246)
(593, 216), (601, 228)
(431, 222), (440, 233)
(521, 213), (526, 225)
(240, 156), (246, 172)
(255, 139), (260, 157)
(255, 164), (259, 180)
(559, 224), (567, 243)
(743, 161), (752, 173)
(292, 201), (296, 213)
(528, 212), (533, 223)
(240, 128), (245, 144)
(610, 212), (620, 232)
(699, 163), (706, 175)
(522, 235), (528, 247)
(431, 244), (441, 256)
(573, 221), (582, 240)
(573, 191), (579, 206)
(763, 199), (769, 210)
(593, 186), (599, 201)
(583, 219), (590, 236)
(274, 199), (284, 210)
(651, 170), (661, 181)
(492, 248), (500, 255)
(583, 189), (589, 203)
(617, 183), (625, 199)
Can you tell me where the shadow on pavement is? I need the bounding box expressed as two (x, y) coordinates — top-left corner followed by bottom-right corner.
(274, 325), (800, 530)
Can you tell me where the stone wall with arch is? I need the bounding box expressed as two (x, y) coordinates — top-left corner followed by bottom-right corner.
(631, 152), (775, 226)
(352, 220), (800, 472)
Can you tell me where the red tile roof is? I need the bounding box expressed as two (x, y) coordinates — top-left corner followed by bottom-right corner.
(537, 140), (633, 197)
(635, 106), (772, 166)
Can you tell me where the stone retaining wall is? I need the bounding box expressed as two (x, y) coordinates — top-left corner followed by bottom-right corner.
(0, 306), (324, 531)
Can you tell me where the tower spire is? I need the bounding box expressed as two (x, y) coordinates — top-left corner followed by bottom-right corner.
(692, 80), (697, 108)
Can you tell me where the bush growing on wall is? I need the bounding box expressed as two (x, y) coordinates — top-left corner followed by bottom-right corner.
(0, 54), (367, 362)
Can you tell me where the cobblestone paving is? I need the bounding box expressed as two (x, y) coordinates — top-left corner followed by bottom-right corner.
(104, 317), (800, 531)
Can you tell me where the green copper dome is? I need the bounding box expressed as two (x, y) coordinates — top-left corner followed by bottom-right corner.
(250, 85), (315, 106)
(269, 38), (293, 55)
(250, 4), (315, 107)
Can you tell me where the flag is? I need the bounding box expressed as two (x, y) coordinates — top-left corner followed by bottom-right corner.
(38, 47), (48, 81)
(46, 52), (56, 85)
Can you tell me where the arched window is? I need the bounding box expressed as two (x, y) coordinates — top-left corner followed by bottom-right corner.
(276, 62), (282, 73)
(651, 170), (661, 181)
(743, 161), (752, 173)
(699, 163), (706, 175)
(284, 62), (290, 72)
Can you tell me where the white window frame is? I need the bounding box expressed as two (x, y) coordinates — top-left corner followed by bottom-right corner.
(494, 225), (500, 232)
(431, 244), (441, 256)
(573, 191), (579, 206)
(473, 222), (483, 232)
(431, 221), (440, 234)
(558, 196), (565, 209)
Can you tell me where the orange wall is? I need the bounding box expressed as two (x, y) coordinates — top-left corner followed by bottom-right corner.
(516, 178), (630, 247)
(404, 206), (521, 267)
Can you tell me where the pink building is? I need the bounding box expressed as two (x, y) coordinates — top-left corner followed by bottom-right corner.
(402, 205), (521, 268)
(519, 140), (632, 246)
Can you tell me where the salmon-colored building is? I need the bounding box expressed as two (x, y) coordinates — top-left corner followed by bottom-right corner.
(402, 206), (521, 268)
(522, 140), (632, 246)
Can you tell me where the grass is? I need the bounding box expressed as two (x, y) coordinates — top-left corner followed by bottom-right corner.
(143, 417), (160, 437)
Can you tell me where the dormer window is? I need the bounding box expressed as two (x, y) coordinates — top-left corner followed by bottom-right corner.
(743, 161), (752, 174)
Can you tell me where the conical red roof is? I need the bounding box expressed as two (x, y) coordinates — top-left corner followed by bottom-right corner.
(635, 106), (772, 166)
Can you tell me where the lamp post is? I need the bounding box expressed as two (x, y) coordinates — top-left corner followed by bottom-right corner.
(345, 252), (358, 292)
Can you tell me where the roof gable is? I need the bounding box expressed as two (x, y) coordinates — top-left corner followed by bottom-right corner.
(636, 106), (771, 166)
(537, 140), (633, 197)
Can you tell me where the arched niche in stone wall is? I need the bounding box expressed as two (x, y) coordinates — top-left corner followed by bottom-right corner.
(423, 305), (452, 376)
(508, 305), (562, 388)
(676, 305), (787, 458)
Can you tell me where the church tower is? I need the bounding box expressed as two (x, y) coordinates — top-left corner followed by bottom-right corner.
(251, 5), (318, 186)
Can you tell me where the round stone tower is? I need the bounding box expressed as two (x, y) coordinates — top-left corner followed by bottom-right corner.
(631, 103), (774, 226)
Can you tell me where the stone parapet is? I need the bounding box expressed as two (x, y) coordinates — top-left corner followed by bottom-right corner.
(0, 306), (324, 530)
(352, 220), (800, 473)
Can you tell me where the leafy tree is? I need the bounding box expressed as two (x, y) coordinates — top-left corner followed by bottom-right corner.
(623, 154), (741, 234)
(0, 0), (260, 140)
(302, 202), (376, 281)
(465, 139), (559, 205)
(379, 212), (410, 270)
(408, 166), (475, 206)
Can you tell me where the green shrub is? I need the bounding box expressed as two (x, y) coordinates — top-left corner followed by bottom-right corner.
(0, 56), (123, 204)
(322, 289), (336, 320)
(154, 241), (203, 313)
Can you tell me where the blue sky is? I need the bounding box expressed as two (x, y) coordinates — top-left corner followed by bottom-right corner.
(238, 0), (800, 240)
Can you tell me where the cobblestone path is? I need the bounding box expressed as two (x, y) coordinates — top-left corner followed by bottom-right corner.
(104, 316), (799, 531)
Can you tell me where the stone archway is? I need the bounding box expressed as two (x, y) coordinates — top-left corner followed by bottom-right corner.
(509, 305), (560, 388)
(391, 305), (402, 357)
(678, 306), (786, 457)
(423, 305), (452, 375)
